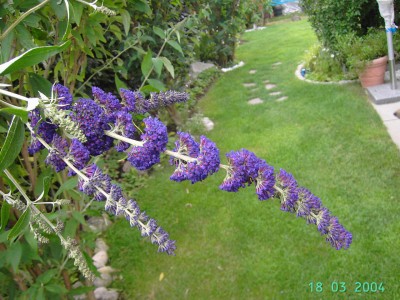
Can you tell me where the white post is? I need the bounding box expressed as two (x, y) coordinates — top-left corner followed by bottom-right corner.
(377, 0), (397, 89)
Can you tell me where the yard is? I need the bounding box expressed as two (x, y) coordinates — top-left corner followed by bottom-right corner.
(105, 18), (400, 299)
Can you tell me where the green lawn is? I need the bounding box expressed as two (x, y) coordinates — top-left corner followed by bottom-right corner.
(105, 19), (400, 299)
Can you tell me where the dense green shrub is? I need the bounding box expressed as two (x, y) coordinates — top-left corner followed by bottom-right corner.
(300, 0), (387, 50)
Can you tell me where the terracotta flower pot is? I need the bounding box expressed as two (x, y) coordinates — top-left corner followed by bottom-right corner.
(358, 56), (388, 88)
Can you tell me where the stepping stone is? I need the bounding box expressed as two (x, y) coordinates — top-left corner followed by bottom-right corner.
(250, 88), (259, 92)
(243, 83), (257, 88)
(265, 84), (276, 90)
(276, 96), (288, 102)
(264, 80), (270, 84)
(269, 91), (282, 96)
(249, 69), (257, 74)
(248, 98), (263, 105)
(272, 62), (282, 67)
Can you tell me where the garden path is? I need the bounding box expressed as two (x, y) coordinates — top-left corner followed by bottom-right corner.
(370, 101), (400, 150)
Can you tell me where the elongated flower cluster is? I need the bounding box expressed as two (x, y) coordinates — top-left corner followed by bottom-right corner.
(127, 117), (168, 170)
(105, 184), (176, 255)
(28, 108), (58, 154)
(26, 82), (352, 255)
(170, 132), (220, 183)
(120, 89), (189, 114)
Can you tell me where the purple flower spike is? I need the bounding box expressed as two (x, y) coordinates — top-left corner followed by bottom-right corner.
(325, 216), (353, 250)
(92, 87), (123, 121)
(296, 188), (321, 220)
(170, 132), (200, 182)
(45, 135), (68, 172)
(255, 160), (275, 200)
(120, 89), (147, 113)
(315, 207), (331, 235)
(113, 111), (136, 152)
(78, 164), (111, 201)
(53, 84), (73, 110)
(276, 169), (299, 212)
(127, 117), (168, 170)
(186, 135), (220, 184)
(219, 149), (260, 192)
(67, 139), (90, 176)
(28, 109), (58, 154)
(70, 98), (113, 155)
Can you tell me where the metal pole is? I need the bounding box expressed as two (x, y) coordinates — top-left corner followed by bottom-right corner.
(386, 28), (397, 89)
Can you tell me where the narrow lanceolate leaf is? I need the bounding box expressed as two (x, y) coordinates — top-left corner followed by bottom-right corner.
(167, 40), (183, 55)
(153, 26), (166, 39)
(36, 176), (52, 202)
(8, 208), (31, 242)
(141, 50), (153, 77)
(120, 9), (131, 36)
(152, 57), (164, 77)
(0, 116), (25, 173)
(160, 57), (175, 78)
(0, 107), (28, 123)
(0, 41), (71, 75)
(147, 79), (166, 91)
(0, 201), (11, 231)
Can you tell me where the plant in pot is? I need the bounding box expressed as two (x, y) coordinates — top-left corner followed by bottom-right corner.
(337, 29), (388, 87)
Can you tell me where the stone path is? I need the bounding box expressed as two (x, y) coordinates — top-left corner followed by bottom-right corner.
(243, 65), (289, 104)
(370, 101), (400, 150)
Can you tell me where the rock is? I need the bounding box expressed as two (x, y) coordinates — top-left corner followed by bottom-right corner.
(269, 91), (282, 96)
(202, 117), (214, 131)
(93, 273), (113, 288)
(190, 62), (215, 79)
(92, 251), (108, 268)
(72, 281), (87, 300)
(243, 83), (256, 88)
(248, 98), (264, 105)
(277, 96), (288, 102)
(265, 84), (277, 90)
(249, 69), (257, 74)
(94, 287), (119, 300)
(95, 238), (109, 253)
(87, 214), (111, 233)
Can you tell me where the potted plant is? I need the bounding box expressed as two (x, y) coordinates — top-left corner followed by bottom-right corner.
(337, 29), (388, 87)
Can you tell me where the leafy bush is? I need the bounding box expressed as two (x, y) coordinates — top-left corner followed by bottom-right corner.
(300, 0), (385, 50)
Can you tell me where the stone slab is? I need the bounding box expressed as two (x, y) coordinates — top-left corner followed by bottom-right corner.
(276, 96), (288, 102)
(243, 83), (257, 88)
(265, 84), (276, 90)
(248, 98), (263, 105)
(371, 101), (400, 121)
(382, 119), (400, 149)
(249, 70), (257, 74)
(269, 91), (282, 96)
(366, 83), (400, 105)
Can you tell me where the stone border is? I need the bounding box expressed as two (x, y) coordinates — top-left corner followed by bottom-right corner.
(295, 63), (359, 85)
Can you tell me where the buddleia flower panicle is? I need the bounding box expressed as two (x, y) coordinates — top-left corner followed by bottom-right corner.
(66, 139), (91, 176)
(28, 108), (58, 154)
(255, 160), (275, 201)
(120, 88), (189, 114)
(105, 184), (176, 255)
(127, 116), (168, 170)
(220, 149), (260, 192)
(112, 111), (136, 152)
(45, 134), (68, 172)
(170, 131), (200, 182)
(53, 83), (73, 110)
(296, 187), (321, 219)
(186, 135), (220, 183)
(78, 164), (111, 201)
(325, 216), (352, 250)
(92, 86), (123, 122)
(275, 169), (299, 213)
(70, 98), (113, 155)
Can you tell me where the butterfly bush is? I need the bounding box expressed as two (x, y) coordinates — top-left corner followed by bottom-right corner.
(27, 84), (352, 254)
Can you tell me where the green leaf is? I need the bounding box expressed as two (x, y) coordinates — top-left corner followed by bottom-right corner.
(167, 40), (183, 55)
(132, 0), (152, 15)
(140, 85), (160, 93)
(37, 269), (58, 285)
(152, 57), (164, 77)
(0, 41), (71, 75)
(28, 73), (53, 97)
(141, 50), (153, 77)
(36, 176), (52, 201)
(72, 211), (86, 225)
(175, 30), (181, 43)
(0, 116), (25, 173)
(0, 201), (11, 232)
(45, 283), (68, 294)
(147, 79), (166, 91)
(8, 208), (31, 242)
(120, 9), (131, 36)
(54, 177), (78, 198)
(0, 108), (28, 123)
(153, 26), (166, 39)
(160, 57), (175, 78)
(115, 74), (128, 91)
(7, 242), (22, 272)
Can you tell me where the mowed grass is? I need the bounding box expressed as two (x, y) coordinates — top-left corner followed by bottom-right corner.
(105, 19), (400, 299)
